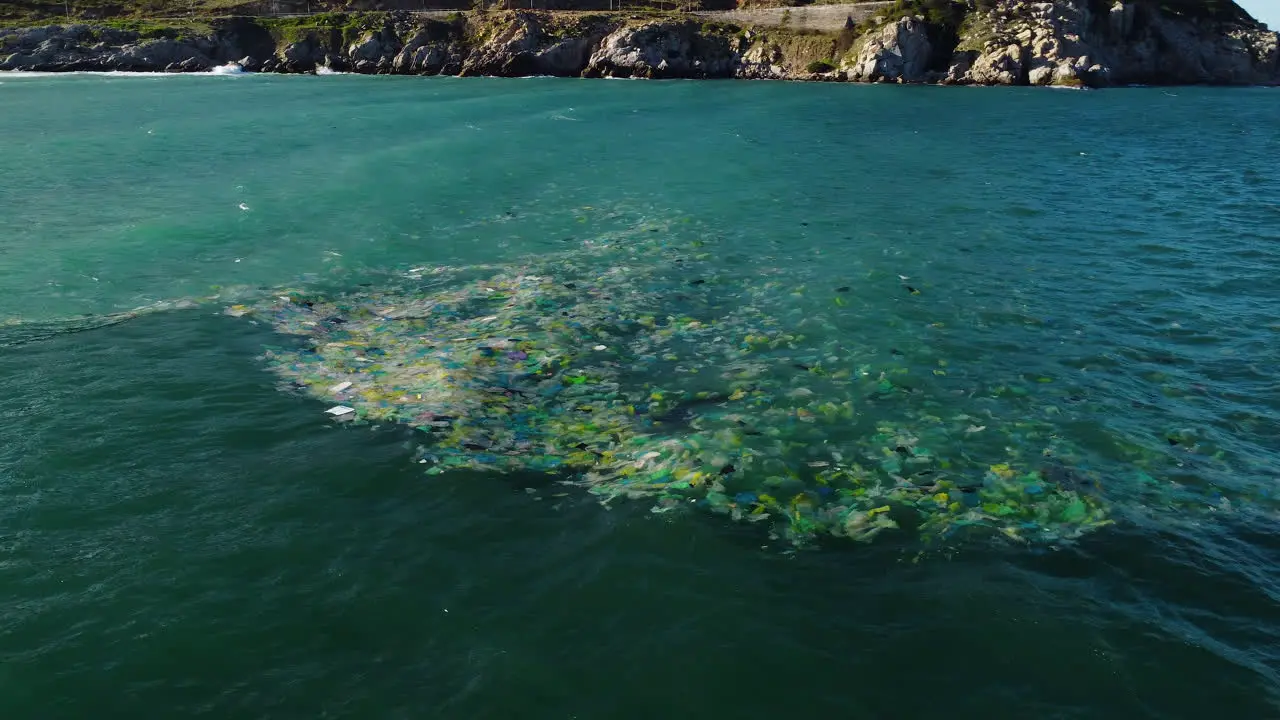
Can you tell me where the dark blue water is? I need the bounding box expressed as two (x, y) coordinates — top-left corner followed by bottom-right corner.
(0, 74), (1278, 718)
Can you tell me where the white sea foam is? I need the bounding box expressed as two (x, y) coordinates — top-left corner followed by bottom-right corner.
(3, 63), (257, 78)
(0, 70), (203, 78)
(208, 63), (246, 76)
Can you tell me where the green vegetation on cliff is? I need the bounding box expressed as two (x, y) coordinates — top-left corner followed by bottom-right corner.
(1, 0), (1262, 32)
(863, 0), (963, 28)
(0, 0), (252, 25)
(258, 13), (381, 45)
(88, 18), (213, 39)
(1, 0), (734, 27)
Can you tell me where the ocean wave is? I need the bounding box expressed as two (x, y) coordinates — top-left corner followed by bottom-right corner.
(2, 62), (258, 78)
(208, 63), (246, 76)
(0, 298), (211, 347)
(0, 70), (222, 79)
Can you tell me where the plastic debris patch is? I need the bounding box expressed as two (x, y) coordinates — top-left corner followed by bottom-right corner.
(225, 219), (1260, 551)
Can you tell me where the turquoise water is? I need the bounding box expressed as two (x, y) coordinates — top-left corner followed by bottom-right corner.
(1, 73), (1279, 717)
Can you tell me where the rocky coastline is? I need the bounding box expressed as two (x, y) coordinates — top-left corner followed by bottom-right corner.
(2, 1), (1277, 87)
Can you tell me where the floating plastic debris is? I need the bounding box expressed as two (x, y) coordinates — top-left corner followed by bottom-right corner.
(183, 209), (1269, 551)
(326, 405), (356, 421)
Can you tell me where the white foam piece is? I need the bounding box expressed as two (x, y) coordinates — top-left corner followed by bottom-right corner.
(326, 405), (356, 420)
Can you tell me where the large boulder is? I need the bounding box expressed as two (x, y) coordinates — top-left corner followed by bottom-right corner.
(460, 13), (609, 77)
(0, 27), (95, 70)
(347, 25), (402, 73)
(533, 36), (598, 76)
(843, 16), (933, 83)
(5, 24), (60, 50)
(392, 20), (468, 75)
(942, 50), (977, 84)
(968, 43), (1025, 84)
(279, 37), (324, 72)
(395, 42), (465, 74)
(459, 12), (542, 76)
(105, 38), (209, 71)
(165, 56), (213, 72)
(584, 21), (738, 79)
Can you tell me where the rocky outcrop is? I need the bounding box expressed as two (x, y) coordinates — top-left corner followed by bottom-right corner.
(392, 33), (457, 74)
(1102, 3), (1279, 84)
(966, 43), (1027, 84)
(1, 3), (1276, 86)
(0, 25), (217, 71)
(947, 0), (1278, 87)
(842, 16), (933, 83)
(347, 24), (402, 72)
(948, 1), (1099, 86)
(385, 19), (467, 74)
(584, 21), (739, 78)
(461, 12), (610, 76)
(734, 27), (833, 79)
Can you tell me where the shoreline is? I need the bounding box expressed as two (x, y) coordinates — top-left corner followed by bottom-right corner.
(5, 65), (1278, 89)
(3, 3), (1278, 87)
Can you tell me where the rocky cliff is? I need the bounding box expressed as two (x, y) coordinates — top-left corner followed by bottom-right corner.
(2, 2), (1276, 86)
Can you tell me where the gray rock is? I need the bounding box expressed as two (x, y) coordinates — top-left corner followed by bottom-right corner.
(120, 39), (206, 70)
(348, 26), (401, 69)
(969, 43), (1025, 85)
(1027, 63), (1053, 85)
(735, 37), (785, 80)
(585, 21), (737, 79)
(392, 22), (467, 74)
(958, 0), (1277, 87)
(280, 39), (322, 72)
(410, 44), (458, 74)
(12, 25), (58, 49)
(459, 12), (542, 76)
(322, 52), (348, 72)
(534, 36), (596, 76)
(943, 50), (978, 84)
(281, 40), (314, 65)
(844, 17), (933, 83)
(1108, 2), (1135, 39)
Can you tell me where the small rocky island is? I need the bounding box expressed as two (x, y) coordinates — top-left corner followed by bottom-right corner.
(2, 0), (1276, 86)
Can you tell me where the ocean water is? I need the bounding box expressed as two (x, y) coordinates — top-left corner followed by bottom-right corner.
(1, 73), (1278, 719)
